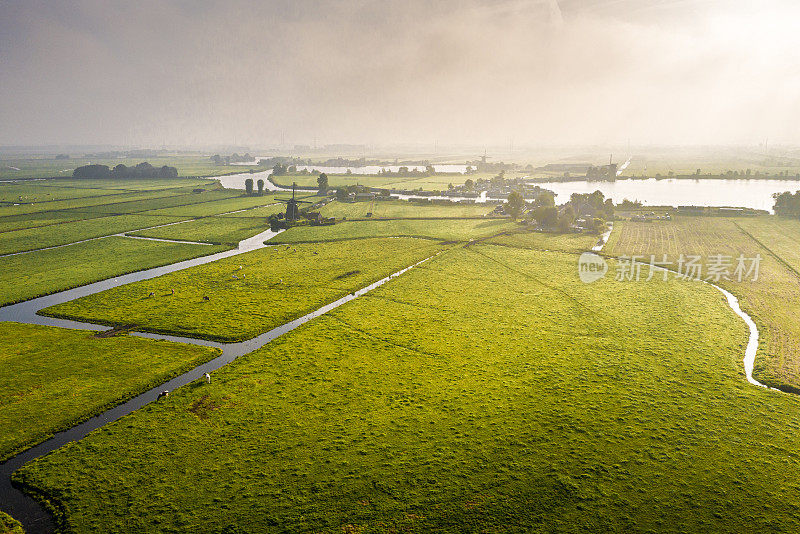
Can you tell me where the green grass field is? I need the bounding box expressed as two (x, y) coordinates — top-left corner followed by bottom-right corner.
(0, 214), (189, 255)
(0, 184), (209, 218)
(0, 511), (23, 534)
(318, 199), (496, 219)
(19, 245), (800, 532)
(41, 238), (447, 342)
(0, 236), (227, 306)
(608, 215), (800, 391)
(141, 195), (283, 217)
(0, 183), (124, 202)
(485, 228), (600, 253)
(0, 156), (259, 180)
(272, 218), (515, 244)
(0, 322), (220, 462)
(127, 216), (268, 245)
(69, 190), (239, 215)
(0, 211), (101, 233)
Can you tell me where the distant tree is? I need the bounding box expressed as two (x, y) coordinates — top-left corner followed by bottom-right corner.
(557, 206), (576, 232)
(73, 164), (111, 179)
(448, 183), (454, 190)
(317, 173), (329, 194)
(425, 164), (435, 175)
(55, 154), (70, 160)
(773, 190), (800, 217)
(464, 178), (474, 191)
(531, 206), (558, 228)
(257, 179), (264, 195)
(245, 178), (254, 195)
(534, 191), (555, 207)
(211, 154), (224, 165)
(506, 190), (525, 220)
(159, 165), (178, 178)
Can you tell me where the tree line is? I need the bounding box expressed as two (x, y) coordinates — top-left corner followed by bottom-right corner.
(73, 162), (178, 179)
(773, 190), (800, 217)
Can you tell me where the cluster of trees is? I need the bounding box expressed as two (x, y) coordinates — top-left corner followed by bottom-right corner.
(73, 162), (178, 179)
(527, 190), (613, 233)
(243, 178), (265, 196)
(773, 190), (800, 217)
(376, 165), (435, 177)
(210, 154), (253, 165)
(585, 165), (616, 180)
(317, 173), (328, 194)
(335, 184), (370, 201)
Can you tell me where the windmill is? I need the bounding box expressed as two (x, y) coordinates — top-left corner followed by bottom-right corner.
(274, 183), (314, 222)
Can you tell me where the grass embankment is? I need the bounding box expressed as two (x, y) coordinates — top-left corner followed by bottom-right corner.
(18, 245), (800, 532)
(608, 215), (800, 391)
(318, 199), (496, 219)
(0, 322), (221, 462)
(0, 511), (23, 534)
(41, 238), (447, 342)
(271, 218), (515, 244)
(0, 237), (227, 306)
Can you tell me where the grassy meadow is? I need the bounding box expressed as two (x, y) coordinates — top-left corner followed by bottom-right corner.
(0, 237), (226, 306)
(485, 228), (600, 253)
(608, 215), (800, 391)
(0, 322), (220, 462)
(0, 155), (259, 180)
(271, 218), (515, 244)
(41, 238), (447, 342)
(128, 216), (269, 245)
(318, 199), (496, 219)
(18, 245), (800, 532)
(0, 214), (189, 255)
(141, 195), (283, 217)
(0, 512), (23, 534)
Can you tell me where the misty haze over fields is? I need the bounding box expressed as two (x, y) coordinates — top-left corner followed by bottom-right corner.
(1, 0), (798, 148)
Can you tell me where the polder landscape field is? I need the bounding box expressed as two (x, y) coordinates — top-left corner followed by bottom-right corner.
(5, 172), (800, 534)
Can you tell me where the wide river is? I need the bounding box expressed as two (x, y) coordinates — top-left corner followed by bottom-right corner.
(213, 170), (800, 213)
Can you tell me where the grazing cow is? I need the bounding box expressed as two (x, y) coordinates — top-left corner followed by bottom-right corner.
(232, 274), (239, 279)
(148, 292), (155, 298)
(238, 265), (243, 270)
(157, 390), (169, 401)
(204, 372), (211, 384)
(242, 274), (246, 279)
(170, 288), (174, 295)
(203, 296), (210, 301)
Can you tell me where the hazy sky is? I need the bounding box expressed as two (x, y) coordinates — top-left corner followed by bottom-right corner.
(1, 0), (799, 147)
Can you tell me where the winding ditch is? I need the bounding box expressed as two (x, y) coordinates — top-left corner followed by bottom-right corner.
(0, 228), (438, 533)
(0, 222), (771, 532)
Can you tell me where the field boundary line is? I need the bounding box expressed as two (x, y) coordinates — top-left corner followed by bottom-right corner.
(731, 220), (800, 279)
